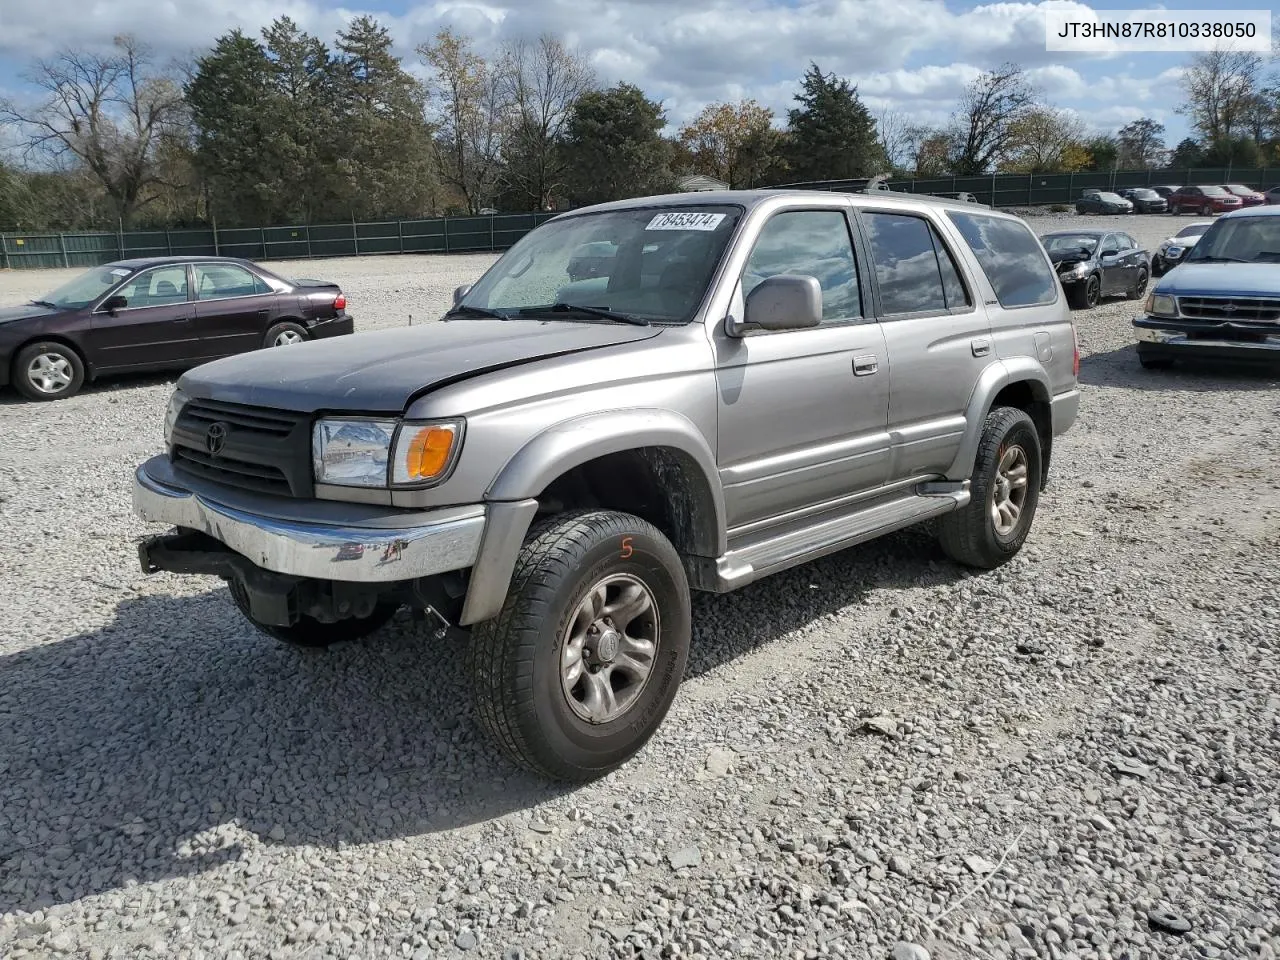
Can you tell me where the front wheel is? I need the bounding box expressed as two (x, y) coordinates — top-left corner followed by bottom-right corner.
(938, 407), (1042, 570)
(1068, 274), (1101, 309)
(13, 341), (86, 401)
(1127, 267), (1149, 300)
(469, 510), (691, 782)
(229, 582), (400, 649)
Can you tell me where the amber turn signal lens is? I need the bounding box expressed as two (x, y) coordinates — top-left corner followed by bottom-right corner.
(401, 424), (457, 481)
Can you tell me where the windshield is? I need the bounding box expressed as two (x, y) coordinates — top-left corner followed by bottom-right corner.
(1186, 216), (1280, 263)
(1224, 184), (1253, 194)
(1198, 186), (1229, 197)
(1129, 189), (1158, 199)
(1097, 192), (1124, 202)
(37, 264), (136, 309)
(1174, 224), (1208, 240)
(1042, 234), (1099, 254)
(459, 205), (742, 323)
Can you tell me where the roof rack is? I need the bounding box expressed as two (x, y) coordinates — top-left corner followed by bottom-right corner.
(768, 175), (989, 208)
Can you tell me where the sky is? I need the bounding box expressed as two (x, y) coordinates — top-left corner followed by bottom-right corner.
(0, 0), (1276, 151)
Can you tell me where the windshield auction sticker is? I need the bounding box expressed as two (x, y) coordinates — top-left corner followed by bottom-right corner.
(1045, 8), (1271, 51)
(646, 212), (726, 231)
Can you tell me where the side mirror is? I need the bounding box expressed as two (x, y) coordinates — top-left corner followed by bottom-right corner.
(732, 275), (823, 335)
(452, 284), (471, 306)
(102, 295), (127, 314)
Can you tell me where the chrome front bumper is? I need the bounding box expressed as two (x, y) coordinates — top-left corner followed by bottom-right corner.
(1134, 324), (1280, 353)
(133, 455), (485, 582)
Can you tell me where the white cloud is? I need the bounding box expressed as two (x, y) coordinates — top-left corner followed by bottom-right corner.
(0, 0), (1195, 138)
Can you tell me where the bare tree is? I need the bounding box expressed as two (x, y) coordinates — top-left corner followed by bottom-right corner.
(418, 29), (513, 214)
(1179, 49), (1262, 146)
(876, 109), (917, 172)
(0, 35), (185, 224)
(947, 64), (1037, 175)
(500, 35), (595, 209)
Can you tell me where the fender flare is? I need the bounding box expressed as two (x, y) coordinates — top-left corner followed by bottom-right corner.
(946, 358), (1051, 481)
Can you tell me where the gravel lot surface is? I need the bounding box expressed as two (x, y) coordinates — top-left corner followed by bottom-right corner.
(2, 217), (1278, 960)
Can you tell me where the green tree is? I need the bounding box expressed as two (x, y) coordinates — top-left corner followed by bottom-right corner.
(561, 83), (673, 206)
(1000, 106), (1090, 173)
(336, 16), (436, 219)
(186, 30), (275, 225)
(784, 63), (882, 181)
(1169, 137), (1205, 170)
(1115, 118), (1167, 169)
(678, 99), (781, 188)
(1084, 135), (1119, 172)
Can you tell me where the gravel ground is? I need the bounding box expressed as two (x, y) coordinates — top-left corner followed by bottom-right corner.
(2, 217), (1279, 960)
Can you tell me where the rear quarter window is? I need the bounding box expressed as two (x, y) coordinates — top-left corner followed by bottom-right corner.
(945, 211), (1059, 309)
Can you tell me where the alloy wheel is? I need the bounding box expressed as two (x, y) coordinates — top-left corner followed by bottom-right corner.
(990, 444), (1029, 538)
(26, 352), (74, 394)
(560, 574), (659, 724)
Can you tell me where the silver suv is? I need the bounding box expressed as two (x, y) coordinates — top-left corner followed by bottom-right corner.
(132, 190), (1080, 781)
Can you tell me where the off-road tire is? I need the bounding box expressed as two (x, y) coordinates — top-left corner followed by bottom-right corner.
(264, 321), (309, 348)
(228, 581), (399, 649)
(13, 341), (86, 401)
(938, 406), (1042, 570)
(469, 509), (691, 782)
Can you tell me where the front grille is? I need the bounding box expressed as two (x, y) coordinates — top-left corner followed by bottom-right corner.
(171, 399), (313, 497)
(1178, 297), (1280, 324)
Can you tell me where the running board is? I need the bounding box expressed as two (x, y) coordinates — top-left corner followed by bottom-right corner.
(687, 482), (969, 593)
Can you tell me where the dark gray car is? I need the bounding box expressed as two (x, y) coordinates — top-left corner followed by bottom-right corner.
(1041, 230), (1150, 308)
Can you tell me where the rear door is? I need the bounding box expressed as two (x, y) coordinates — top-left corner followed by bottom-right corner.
(191, 263), (279, 359)
(85, 264), (197, 370)
(855, 207), (991, 480)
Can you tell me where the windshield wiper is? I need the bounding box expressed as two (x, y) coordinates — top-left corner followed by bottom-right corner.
(441, 304), (510, 320)
(519, 303), (650, 326)
(30, 299), (58, 308)
(1189, 255), (1252, 264)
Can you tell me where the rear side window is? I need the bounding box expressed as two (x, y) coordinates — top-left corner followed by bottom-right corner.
(862, 212), (970, 315)
(946, 211), (1058, 308)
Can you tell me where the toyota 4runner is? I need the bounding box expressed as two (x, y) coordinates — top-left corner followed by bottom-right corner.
(132, 190), (1080, 781)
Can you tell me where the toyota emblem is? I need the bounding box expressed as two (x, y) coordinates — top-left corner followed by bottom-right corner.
(205, 421), (228, 456)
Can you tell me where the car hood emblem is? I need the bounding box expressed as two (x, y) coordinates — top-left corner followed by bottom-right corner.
(1221, 303), (1237, 314)
(205, 421), (229, 456)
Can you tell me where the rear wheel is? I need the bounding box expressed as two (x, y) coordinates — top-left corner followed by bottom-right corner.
(12, 341), (86, 401)
(265, 321), (308, 348)
(228, 581), (400, 649)
(1200, 203), (1213, 217)
(469, 509), (691, 781)
(938, 407), (1042, 570)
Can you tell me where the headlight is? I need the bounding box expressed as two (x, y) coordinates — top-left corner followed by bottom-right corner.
(1066, 262), (1089, 277)
(312, 417), (463, 488)
(1145, 293), (1178, 317)
(1165, 245), (1184, 258)
(313, 418), (397, 487)
(163, 388), (189, 445)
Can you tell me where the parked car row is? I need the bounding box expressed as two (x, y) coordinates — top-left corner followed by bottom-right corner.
(0, 257), (354, 400)
(1077, 183), (1276, 217)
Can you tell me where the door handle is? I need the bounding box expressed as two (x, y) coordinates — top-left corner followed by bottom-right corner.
(971, 339), (991, 357)
(853, 355), (879, 376)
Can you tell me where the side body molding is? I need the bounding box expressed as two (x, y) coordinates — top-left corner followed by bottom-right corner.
(945, 358), (1052, 482)
(459, 409), (726, 626)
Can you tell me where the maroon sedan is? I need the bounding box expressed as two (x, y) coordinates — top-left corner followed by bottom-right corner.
(0, 256), (353, 401)
(1222, 183), (1266, 206)
(1168, 185), (1244, 216)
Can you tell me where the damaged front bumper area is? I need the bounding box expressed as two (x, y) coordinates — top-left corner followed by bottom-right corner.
(132, 455), (485, 625)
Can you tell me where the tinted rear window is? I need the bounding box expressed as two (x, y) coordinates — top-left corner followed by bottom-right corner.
(946, 211), (1058, 308)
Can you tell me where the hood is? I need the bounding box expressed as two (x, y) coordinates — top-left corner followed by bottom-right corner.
(0, 303), (58, 325)
(1154, 262), (1280, 299)
(179, 318), (663, 413)
(1047, 248), (1094, 265)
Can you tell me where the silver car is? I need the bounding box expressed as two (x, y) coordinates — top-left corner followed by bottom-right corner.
(133, 189), (1080, 780)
